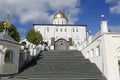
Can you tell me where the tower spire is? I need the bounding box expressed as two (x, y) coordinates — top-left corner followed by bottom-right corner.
(6, 14), (10, 22)
(101, 14), (105, 21)
(100, 15), (108, 33)
(3, 14), (11, 35)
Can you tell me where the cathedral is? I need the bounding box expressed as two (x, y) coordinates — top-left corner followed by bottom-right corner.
(34, 10), (87, 50)
(0, 9), (119, 80)
(33, 10), (120, 80)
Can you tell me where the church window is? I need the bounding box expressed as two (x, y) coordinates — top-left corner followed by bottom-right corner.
(72, 41), (74, 45)
(56, 28), (58, 32)
(90, 49), (94, 58)
(96, 45), (100, 56)
(76, 29), (78, 32)
(61, 28), (62, 32)
(47, 28), (49, 32)
(4, 50), (14, 63)
(62, 21), (63, 24)
(65, 28), (67, 32)
(73, 29), (74, 32)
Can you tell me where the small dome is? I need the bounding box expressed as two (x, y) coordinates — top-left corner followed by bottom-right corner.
(53, 10), (68, 21)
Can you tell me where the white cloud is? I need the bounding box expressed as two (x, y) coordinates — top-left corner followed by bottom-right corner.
(0, 0), (81, 24)
(106, 0), (120, 15)
(108, 24), (120, 32)
(105, 0), (118, 3)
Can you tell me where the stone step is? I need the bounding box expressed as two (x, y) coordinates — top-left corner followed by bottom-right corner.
(42, 50), (85, 58)
(29, 78), (99, 80)
(16, 50), (103, 79)
(42, 50), (83, 55)
(37, 59), (90, 63)
(18, 63), (101, 76)
(16, 74), (101, 79)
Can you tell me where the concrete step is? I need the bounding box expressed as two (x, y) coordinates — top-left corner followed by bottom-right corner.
(37, 59), (90, 63)
(16, 50), (103, 79)
(42, 50), (83, 56)
(16, 74), (102, 80)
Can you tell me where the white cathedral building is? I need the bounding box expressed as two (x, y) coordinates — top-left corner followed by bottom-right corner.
(33, 10), (120, 80)
(34, 10), (87, 50)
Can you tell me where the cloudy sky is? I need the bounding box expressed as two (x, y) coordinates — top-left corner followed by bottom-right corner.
(0, 0), (120, 40)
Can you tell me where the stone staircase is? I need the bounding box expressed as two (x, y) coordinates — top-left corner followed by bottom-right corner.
(16, 50), (105, 80)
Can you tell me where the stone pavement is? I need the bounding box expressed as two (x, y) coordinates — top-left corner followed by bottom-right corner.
(14, 50), (105, 80)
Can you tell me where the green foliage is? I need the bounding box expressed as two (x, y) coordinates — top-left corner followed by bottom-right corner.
(26, 29), (43, 45)
(0, 22), (5, 32)
(9, 24), (20, 42)
(0, 22), (20, 42)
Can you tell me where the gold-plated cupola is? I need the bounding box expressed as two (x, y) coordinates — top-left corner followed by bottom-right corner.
(53, 10), (68, 21)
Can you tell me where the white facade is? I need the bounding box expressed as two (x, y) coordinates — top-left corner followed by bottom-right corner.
(81, 16), (120, 80)
(34, 10), (87, 50)
(33, 10), (120, 79)
(0, 31), (20, 75)
(53, 18), (68, 24)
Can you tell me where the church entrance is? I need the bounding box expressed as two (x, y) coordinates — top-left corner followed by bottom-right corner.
(55, 39), (69, 50)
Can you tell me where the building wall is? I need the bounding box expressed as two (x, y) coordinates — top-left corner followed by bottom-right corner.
(103, 33), (120, 80)
(82, 33), (120, 80)
(34, 25), (86, 49)
(0, 40), (20, 74)
(82, 36), (103, 72)
(53, 18), (68, 24)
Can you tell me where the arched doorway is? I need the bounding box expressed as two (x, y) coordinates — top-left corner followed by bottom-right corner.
(4, 50), (14, 63)
(55, 38), (69, 50)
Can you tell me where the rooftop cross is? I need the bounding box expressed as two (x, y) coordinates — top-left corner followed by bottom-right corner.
(3, 14), (11, 29)
(3, 14), (11, 35)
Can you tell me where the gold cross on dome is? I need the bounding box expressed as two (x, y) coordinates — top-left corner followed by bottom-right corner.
(3, 14), (11, 28)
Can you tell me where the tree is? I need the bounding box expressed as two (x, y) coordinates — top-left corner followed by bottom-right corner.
(0, 22), (4, 32)
(0, 22), (20, 42)
(26, 29), (43, 45)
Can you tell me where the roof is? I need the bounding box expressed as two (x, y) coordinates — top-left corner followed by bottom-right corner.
(0, 31), (19, 44)
(33, 24), (87, 27)
(53, 10), (68, 21)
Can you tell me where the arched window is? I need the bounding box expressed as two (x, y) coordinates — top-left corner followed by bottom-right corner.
(65, 28), (67, 32)
(56, 28), (58, 32)
(95, 45), (100, 56)
(4, 50), (14, 63)
(90, 49), (94, 58)
(76, 29), (78, 32)
(47, 28), (49, 32)
(60, 28), (62, 32)
(73, 29), (74, 32)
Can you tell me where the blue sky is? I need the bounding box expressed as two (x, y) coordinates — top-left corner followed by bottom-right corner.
(0, 0), (120, 40)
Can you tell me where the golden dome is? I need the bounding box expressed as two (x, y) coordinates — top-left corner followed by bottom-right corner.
(3, 21), (11, 28)
(53, 10), (68, 20)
